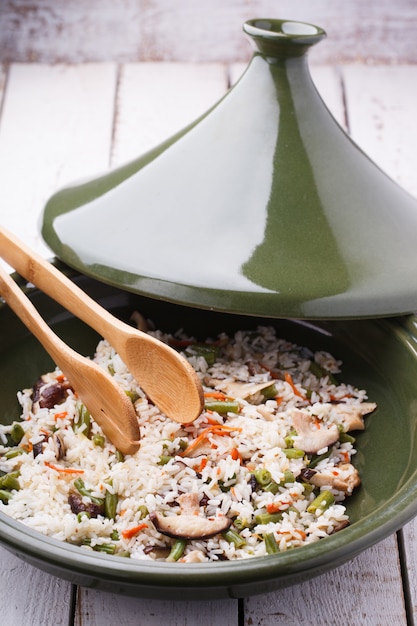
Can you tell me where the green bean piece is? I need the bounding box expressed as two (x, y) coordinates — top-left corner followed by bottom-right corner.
(307, 490), (335, 515)
(0, 471), (20, 491)
(283, 448), (305, 459)
(110, 529), (119, 541)
(233, 517), (252, 531)
(166, 538), (187, 562)
(339, 431), (356, 444)
(104, 490), (118, 520)
(300, 481), (314, 497)
(94, 543), (117, 554)
(0, 489), (13, 503)
(74, 477), (105, 507)
(253, 469), (272, 486)
(187, 344), (220, 366)
(255, 511), (283, 525)
(138, 505), (149, 520)
(264, 532), (279, 554)
(309, 362), (339, 385)
(77, 511), (91, 522)
(92, 434), (105, 447)
(158, 455), (173, 466)
(264, 480), (280, 494)
(262, 384), (278, 400)
(280, 470), (295, 486)
(77, 405), (91, 438)
(125, 390), (140, 403)
(117, 550), (131, 558)
(308, 448), (332, 469)
(204, 400), (240, 414)
(178, 439), (188, 451)
(10, 422), (25, 445)
(222, 528), (246, 548)
(115, 449), (125, 463)
(284, 429), (297, 448)
(4, 448), (25, 460)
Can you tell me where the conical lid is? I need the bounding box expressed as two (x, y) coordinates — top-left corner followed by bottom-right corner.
(42, 19), (417, 320)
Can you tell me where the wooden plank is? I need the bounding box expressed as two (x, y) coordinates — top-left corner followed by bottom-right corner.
(244, 536), (407, 625)
(111, 62), (228, 167)
(1, 1), (417, 65)
(0, 548), (73, 625)
(74, 590), (238, 625)
(0, 63), (117, 262)
(400, 520), (417, 618)
(342, 64), (417, 198)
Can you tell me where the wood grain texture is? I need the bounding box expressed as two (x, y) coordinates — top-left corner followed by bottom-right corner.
(342, 64), (417, 198)
(0, 548), (73, 625)
(0, 63), (117, 262)
(111, 62), (228, 166)
(1, 1), (417, 64)
(75, 590), (238, 625)
(244, 536), (406, 626)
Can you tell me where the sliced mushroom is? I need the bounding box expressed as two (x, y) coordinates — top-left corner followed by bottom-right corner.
(306, 462), (361, 494)
(149, 492), (232, 539)
(291, 409), (340, 454)
(68, 492), (104, 518)
(331, 402), (377, 432)
(31, 373), (72, 411)
(52, 433), (66, 461)
(210, 379), (276, 401)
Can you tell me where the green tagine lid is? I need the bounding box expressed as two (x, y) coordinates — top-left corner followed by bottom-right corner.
(42, 18), (417, 320)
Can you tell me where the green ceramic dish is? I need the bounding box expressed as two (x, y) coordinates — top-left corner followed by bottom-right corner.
(1, 266), (417, 599)
(41, 18), (417, 320)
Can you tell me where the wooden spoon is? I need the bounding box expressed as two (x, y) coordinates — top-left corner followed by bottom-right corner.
(0, 227), (204, 424)
(0, 264), (141, 455)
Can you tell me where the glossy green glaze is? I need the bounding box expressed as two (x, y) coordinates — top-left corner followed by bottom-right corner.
(42, 18), (417, 318)
(1, 268), (417, 598)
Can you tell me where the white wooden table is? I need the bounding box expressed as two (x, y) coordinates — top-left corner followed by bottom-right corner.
(0, 60), (416, 625)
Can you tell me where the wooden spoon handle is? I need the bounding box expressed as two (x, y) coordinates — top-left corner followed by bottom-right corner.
(0, 258), (69, 365)
(0, 261), (141, 455)
(0, 226), (135, 341)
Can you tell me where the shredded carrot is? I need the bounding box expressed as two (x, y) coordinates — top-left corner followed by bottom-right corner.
(44, 461), (84, 474)
(204, 391), (227, 400)
(194, 457), (208, 473)
(295, 529), (307, 540)
(284, 372), (307, 400)
(266, 502), (282, 514)
(330, 393), (354, 401)
(341, 450), (350, 462)
(267, 501), (291, 513)
(259, 362), (281, 379)
(179, 424), (241, 457)
(56, 373), (66, 383)
(275, 396), (284, 405)
(21, 442), (33, 452)
(54, 411), (68, 421)
(119, 509), (127, 516)
(205, 416), (222, 426)
(122, 523), (148, 539)
(230, 447), (241, 462)
(312, 416), (322, 428)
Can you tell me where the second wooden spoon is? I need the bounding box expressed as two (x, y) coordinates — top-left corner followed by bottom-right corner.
(0, 227), (204, 425)
(0, 264), (141, 455)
